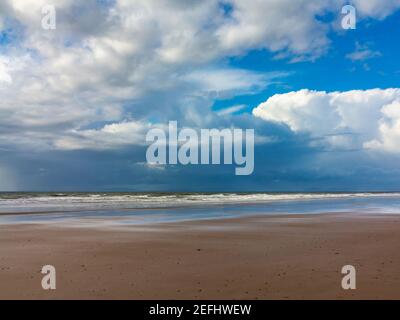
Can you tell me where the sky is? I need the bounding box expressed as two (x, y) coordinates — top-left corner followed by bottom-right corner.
(1, 0), (400, 192)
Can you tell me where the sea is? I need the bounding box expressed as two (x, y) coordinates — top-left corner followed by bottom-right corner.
(1, 192), (400, 226)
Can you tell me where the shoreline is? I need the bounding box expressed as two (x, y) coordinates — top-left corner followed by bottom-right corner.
(1, 212), (400, 299)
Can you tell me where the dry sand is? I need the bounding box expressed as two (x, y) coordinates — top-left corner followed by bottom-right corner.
(1, 212), (400, 299)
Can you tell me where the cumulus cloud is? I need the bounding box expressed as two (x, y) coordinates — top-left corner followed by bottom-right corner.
(253, 88), (400, 153)
(216, 0), (332, 60)
(1, 0), (399, 152)
(1, 0), (289, 150)
(1, 0), (400, 190)
(54, 120), (153, 150)
(365, 100), (400, 153)
(351, 0), (400, 19)
(0, 0), (327, 150)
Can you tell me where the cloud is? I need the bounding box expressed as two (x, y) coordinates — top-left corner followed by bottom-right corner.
(217, 104), (247, 116)
(346, 42), (381, 61)
(54, 120), (153, 150)
(364, 100), (400, 153)
(184, 68), (285, 96)
(1, 0), (399, 153)
(0, 56), (13, 84)
(216, 0), (332, 61)
(352, 0), (400, 19)
(253, 88), (400, 152)
(1, 1), (400, 190)
(0, 164), (17, 190)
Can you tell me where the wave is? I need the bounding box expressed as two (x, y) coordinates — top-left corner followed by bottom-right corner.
(1, 192), (400, 214)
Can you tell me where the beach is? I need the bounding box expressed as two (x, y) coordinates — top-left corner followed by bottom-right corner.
(1, 212), (400, 300)
(3, 0), (400, 306)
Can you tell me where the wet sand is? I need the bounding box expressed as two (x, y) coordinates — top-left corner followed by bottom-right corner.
(1, 212), (400, 299)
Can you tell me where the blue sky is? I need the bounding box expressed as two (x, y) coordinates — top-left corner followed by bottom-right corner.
(1, 0), (400, 192)
(214, 9), (400, 113)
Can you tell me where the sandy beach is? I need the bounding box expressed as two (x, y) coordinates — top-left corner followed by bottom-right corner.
(1, 212), (400, 299)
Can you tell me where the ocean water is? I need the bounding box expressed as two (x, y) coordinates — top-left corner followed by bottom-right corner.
(0, 192), (400, 226)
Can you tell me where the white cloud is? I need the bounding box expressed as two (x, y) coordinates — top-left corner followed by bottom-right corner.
(184, 69), (284, 96)
(217, 104), (247, 116)
(216, 0), (331, 60)
(54, 120), (153, 150)
(364, 100), (400, 153)
(346, 42), (381, 61)
(352, 0), (400, 19)
(253, 88), (400, 153)
(0, 56), (13, 84)
(1, 0), (400, 151)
